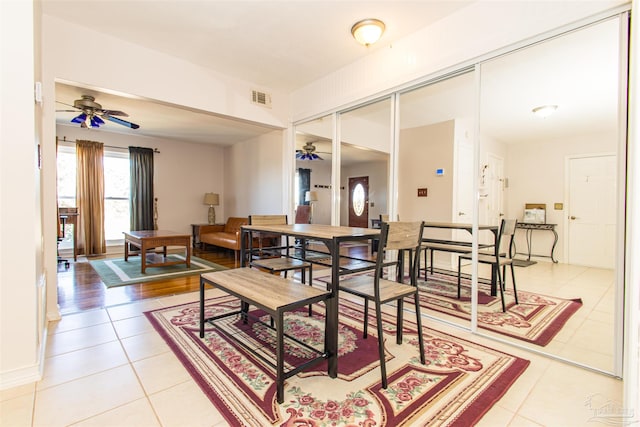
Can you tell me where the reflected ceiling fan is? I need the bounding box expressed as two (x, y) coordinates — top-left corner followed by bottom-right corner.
(56, 95), (140, 129)
(296, 141), (328, 160)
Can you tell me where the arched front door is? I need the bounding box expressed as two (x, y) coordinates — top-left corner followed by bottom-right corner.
(348, 176), (369, 228)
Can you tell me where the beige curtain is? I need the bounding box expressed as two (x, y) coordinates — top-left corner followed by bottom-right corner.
(76, 140), (106, 256)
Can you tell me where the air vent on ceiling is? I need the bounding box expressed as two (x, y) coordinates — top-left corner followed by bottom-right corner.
(251, 89), (272, 108)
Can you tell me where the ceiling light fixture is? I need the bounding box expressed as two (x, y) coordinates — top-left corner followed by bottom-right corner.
(532, 105), (558, 118)
(351, 18), (385, 46)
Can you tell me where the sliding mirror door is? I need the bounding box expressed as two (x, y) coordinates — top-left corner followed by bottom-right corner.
(397, 71), (477, 330)
(295, 115), (333, 225)
(339, 98), (391, 229)
(477, 16), (626, 373)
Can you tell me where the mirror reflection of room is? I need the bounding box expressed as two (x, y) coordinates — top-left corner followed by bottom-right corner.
(392, 16), (625, 375)
(476, 17), (623, 373)
(338, 99), (391, 229)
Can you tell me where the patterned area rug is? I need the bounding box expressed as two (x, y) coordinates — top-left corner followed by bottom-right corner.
(89, 255), (226, 287)
(419, 273), (583, 346)
(145, 295), (529, 426)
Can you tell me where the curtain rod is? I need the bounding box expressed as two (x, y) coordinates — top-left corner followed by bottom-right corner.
(58, 136), (160, 153)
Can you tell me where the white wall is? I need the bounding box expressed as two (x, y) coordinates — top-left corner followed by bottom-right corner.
(56, 125), (224, 237)
(0, 0), (42, 388)
(398, 121), (455, 223)
(224, 130), (285, 217)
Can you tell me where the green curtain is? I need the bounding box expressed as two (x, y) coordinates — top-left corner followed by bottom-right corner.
(298, 168), (311, 205)
(129, 147), (155, 231)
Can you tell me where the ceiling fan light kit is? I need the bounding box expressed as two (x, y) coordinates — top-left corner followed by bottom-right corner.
(296, 141), (324, 161)
(57, 94), (140, 130)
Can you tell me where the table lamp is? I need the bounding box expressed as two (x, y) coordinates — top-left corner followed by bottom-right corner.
(203, 193), (219, 224)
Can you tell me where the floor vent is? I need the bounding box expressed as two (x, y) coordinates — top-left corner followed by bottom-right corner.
(251, 90), (272, 108)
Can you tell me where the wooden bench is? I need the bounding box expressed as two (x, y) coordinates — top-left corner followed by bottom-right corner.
(420, 239), (492, 280)
(199, 268), (331, 403)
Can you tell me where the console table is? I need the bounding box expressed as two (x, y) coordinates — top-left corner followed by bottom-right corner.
(515, 223), (558, 263)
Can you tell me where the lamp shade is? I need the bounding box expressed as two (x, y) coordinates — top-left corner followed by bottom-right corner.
(305, 191), (318, 202)
(203, 192), (219, 206)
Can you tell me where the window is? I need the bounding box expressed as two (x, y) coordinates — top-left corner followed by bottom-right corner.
(56, 144), (131, 247)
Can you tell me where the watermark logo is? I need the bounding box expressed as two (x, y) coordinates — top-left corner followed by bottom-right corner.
(585, 394), (637, 426)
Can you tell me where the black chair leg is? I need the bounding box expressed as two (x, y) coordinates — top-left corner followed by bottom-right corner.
(375, 299), (388, 388)
(457, 257), (463, 299)
(510, 264), (518, 304)
(307, 266), (313, 316)
(497, 265), (506, 312)
(396, 299), (404, 344)
(414, 292), (426, 364)
(363, 299), (369, 338)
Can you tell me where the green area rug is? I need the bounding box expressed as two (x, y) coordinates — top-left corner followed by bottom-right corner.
(89, 255), (226, 288)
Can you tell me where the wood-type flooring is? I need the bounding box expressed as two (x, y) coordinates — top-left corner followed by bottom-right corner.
(57, 244), (372, 315)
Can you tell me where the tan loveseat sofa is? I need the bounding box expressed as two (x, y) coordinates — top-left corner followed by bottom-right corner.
(199, 218), (248, 260)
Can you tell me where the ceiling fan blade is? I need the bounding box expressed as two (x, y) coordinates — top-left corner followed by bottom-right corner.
(106, 115), (140, 129)
(56, 109), (78, 112)
(99, 109), (129, 117)
(56, 100), (81, 110)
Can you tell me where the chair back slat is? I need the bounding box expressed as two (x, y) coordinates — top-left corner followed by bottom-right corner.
(502, 219), (517, 236)
(384, 221), (423, 251)
(494, 218), (517, 256)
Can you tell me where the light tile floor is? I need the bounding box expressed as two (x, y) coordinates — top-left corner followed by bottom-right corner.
(1, 263), (626, 426)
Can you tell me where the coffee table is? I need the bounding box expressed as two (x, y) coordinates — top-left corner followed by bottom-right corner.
(123, 230), (191, 273)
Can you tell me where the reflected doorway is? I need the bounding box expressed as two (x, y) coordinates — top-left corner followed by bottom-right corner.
(348, 176), (369, 227)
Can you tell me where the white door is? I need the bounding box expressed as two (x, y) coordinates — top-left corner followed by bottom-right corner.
(454, 142), (474, 228)
(486, 153), (505, 227)
(567, 155), (616, 268)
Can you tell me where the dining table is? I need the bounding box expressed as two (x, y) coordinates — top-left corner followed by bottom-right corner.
(422, 221), (500, 295)
(240, 223), (380, 378)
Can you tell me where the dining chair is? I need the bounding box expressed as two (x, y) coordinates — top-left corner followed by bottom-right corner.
(294, 205), (311, 224)
(248, 214), (314, 315)
(457, 219), (518, 312)
(339, 221), (426, 388)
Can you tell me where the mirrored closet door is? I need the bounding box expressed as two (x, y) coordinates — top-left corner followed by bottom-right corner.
(476, 15), (627, 374)
(338, 98), (391, 228)
(396, 70), (477, 331)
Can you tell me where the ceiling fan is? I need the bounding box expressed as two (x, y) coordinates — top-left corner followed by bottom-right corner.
(296, 141), (327, 161)
(56, 95), (140, 129)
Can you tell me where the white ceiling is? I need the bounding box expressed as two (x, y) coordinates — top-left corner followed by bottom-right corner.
(47, 1), (472, 150)
(48, 2), (621, 158)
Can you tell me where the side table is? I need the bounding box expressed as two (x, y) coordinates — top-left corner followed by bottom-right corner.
(191, 224), (210, 248)
(514, 222), (558, 263)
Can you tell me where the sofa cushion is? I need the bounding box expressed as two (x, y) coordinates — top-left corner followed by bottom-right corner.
(224, 217), (248, 233)
(201, 232), (241, 250)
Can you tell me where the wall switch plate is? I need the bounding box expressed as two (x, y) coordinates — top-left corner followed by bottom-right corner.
(417, 188), (428, 197)
(554, 203), (564, 210)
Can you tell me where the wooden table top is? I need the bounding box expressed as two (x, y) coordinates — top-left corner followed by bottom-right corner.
(242, 223), (380, 240)
(124, 230), (191, 239)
